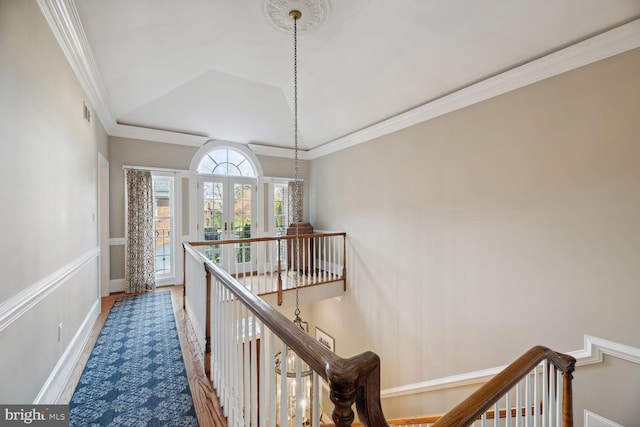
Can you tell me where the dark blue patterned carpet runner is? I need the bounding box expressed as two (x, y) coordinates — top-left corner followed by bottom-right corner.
(69, 291), (199, 426)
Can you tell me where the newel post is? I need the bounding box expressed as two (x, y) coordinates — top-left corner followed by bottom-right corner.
(328, 368), (357, 427)
(327, 352), (388, 427)
(562, 358), (576, 427)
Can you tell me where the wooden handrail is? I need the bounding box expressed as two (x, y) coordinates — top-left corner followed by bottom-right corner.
(432, 346), (576, 427)
(203, 257), (387, 427)
(188, 231), (346, 247)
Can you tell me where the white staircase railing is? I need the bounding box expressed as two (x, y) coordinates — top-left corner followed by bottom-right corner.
(183, 235), (576, 427)
(432, 346), (575, 427)
(184, 239), (388, 427)
(183, 243), (208, 356)
(187, 232), (346, 305)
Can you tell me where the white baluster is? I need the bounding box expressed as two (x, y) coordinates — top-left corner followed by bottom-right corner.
(258, 322), (268, 427)
(212, 278), (219, 387)
(279, 342), (288, 427)
(295, 354), (303, 427)
(232, 293), (240, 425)
(548, 363), (555, 427)
(312, 371), (320, 427)
(525, 370), (532, 427)
(222, 286), (230, 418)
(506, 386), (512, 427)
(260, 241), (266, 294)
(241, 307), (248, 427)
(268, 331), (276, 427)
(542, 361), (548, 427)
(330, 235), (335, 278)
(556, 364), (563, 426)
(251, 316), (258, 426)
(227, 289), (234, 421)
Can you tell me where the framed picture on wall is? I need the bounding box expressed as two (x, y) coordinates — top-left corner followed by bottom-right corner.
(315, 327), (335, 352)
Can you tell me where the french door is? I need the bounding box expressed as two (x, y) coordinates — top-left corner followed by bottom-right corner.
(198, 175), (256, 271)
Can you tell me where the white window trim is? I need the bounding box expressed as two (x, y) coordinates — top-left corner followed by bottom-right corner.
(190, 140), (264, 177)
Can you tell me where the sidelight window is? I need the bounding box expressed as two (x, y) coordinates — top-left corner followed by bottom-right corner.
(152, 175), (174, 276)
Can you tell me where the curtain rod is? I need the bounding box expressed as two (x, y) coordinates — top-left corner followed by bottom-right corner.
(122, 165), (191, 174)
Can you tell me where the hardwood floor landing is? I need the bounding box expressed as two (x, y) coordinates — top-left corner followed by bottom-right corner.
(59, 285), (226, 427)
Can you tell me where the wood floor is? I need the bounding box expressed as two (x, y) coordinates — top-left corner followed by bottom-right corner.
(59, 285), (227, 427)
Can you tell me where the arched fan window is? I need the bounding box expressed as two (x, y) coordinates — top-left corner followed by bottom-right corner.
(197, 148), (257, 177)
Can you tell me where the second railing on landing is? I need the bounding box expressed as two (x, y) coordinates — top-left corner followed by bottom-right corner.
(186, 231), (346, 305)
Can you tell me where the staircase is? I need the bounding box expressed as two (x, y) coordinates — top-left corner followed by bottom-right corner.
(183, 236), (576, 427)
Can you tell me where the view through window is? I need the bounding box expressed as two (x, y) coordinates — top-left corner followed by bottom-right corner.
(153, 176), (173, 276)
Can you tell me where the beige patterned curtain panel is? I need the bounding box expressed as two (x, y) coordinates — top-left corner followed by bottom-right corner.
(125, 169), (156, 293)
(288, 180), (304, 224)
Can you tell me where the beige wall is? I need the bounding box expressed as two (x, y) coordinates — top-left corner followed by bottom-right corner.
(108, 137), (199, 239)
(0, 0), (107, 402)
(308, 49), (640, 424)
(108, 137), (309, 280)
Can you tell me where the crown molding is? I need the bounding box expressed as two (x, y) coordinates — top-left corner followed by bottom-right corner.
(110, 123), (208, 147)
(38, 2), (639, 158)
(248, 143), (312, 160)
(308, 18), (640, 160)
(37, 0), (116, 133)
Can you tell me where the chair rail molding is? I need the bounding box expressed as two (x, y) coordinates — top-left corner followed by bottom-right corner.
(380, 334), (640, 399)
(0, 247), (101, 333)
(572, 334), (640, 366)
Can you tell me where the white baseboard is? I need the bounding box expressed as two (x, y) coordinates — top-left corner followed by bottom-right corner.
(381, 334), (640, 399)
(109, 278), (125, 293)
(109, 279), (180, 293)
(34, 298), (101, 404)
(585, 410), (624, 427)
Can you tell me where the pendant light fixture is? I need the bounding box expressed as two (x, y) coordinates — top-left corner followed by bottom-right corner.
(271, 5), (325, 425)
(290, 8), (305, 333)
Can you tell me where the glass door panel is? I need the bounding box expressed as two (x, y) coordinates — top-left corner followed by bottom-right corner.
(199, 177), (256, 271)
(153, 177), (173, 276)
(202, 179), (224, 264)
(233, 182), (253, 266)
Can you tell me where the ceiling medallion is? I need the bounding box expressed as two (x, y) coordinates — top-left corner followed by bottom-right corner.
(263, 0), (331, 33)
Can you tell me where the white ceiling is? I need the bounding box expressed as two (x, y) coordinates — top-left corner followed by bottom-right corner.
(67, 0), (640, 154)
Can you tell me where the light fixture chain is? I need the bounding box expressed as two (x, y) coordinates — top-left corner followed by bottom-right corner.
(293, 12), (301, 321)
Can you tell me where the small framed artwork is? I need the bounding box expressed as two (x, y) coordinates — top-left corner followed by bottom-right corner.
(315, 327), (335, 352)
